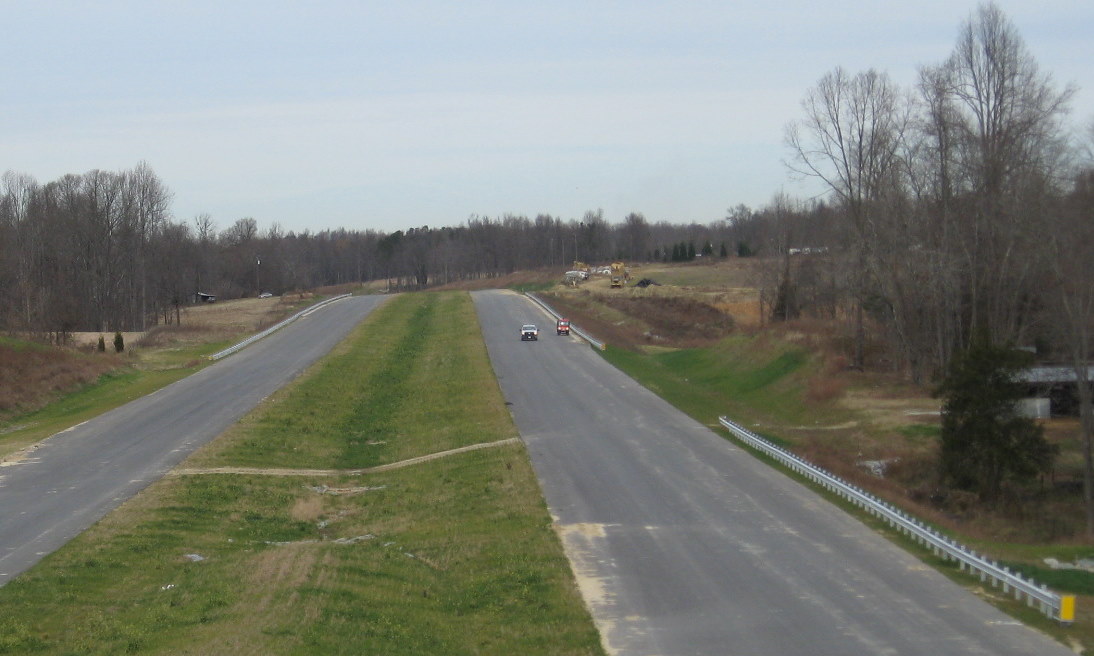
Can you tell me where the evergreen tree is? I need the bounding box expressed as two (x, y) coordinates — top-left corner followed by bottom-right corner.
(771, 279), (799, 322)
(935, 339), (1056, 504)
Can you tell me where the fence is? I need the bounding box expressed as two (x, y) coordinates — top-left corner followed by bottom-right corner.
(718, 415), (1075, 623)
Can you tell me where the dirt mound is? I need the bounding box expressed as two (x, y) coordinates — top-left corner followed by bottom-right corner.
(600, 295), (735, 344)
(541, 290), (735, 349)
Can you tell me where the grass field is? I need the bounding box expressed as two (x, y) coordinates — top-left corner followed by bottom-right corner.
(0, 292), (602, 655)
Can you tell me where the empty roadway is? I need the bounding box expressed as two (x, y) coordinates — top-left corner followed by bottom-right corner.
(0, 295), (388, 585)
(472, 288), (1069, 656)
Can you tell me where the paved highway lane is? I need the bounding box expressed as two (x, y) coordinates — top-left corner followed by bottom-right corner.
(472, 289), (1069, 656)
(0, 295), (389, 585)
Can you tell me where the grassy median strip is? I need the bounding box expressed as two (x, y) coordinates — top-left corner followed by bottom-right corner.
(0, 292), (603, 655)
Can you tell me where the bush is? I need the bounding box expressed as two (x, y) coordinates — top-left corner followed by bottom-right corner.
(113, 332), (124, 353)
(97, 335), (106, 352)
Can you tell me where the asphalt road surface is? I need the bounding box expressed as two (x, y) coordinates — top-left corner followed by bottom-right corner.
(473, 289), (1070, 656)
(0, 295), (388, 585)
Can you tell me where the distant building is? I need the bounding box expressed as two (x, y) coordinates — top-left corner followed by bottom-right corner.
(196, 292), (216, 303)
(1018, 365), (1094, 417)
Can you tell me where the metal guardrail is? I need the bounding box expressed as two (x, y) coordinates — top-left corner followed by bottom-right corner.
(718, 416), (1075, 623)
(524, 288), (1074, 623)
(525, 292), (606, 350)
(208, 294), (352, 361)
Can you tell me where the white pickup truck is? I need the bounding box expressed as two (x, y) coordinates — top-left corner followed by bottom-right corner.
(520, 324), (539, 341)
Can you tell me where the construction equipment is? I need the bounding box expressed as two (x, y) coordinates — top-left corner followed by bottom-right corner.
(610, 262), (627, 288)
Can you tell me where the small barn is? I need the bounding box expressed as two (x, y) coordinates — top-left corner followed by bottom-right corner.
(1018, 365), (1094, 417)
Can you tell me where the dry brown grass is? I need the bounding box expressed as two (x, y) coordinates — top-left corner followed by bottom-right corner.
(63, 297), (294, 352)
(177, 296), (291, 332)
(1, 297), (297, 422)
(538, 263), (758, 350)
(0, 342), (122, 418)
(840, 381), (941, 430)
(431, 267), (562, 291)
(290, 495), (325, 523)
(631, 258), (766, 289)
(806, 374), (847, 403)
(246, 540), (324, 591)
(714, 297), (763, 329)
(536, 291), (648, 351)
(66, 331), (146, 349)
(599, 294), (735, 343)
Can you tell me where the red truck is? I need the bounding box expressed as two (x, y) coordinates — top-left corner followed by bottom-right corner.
(556, 318), (571, 335)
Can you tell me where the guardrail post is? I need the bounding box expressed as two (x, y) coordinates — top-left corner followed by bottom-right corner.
(1061, 595), (1075, 624)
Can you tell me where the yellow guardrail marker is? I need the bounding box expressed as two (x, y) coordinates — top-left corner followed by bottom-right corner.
(1060, 595), (1076, 624)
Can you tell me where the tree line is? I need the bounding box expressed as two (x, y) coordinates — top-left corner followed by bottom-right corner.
(0, 169), (754, 340)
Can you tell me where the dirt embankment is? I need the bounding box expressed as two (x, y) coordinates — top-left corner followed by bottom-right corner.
(540, 290), (736, 350)
(1, 296), (295, 421)
(0, 343), (122, 419)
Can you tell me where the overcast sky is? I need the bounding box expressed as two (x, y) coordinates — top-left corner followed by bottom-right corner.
(4, 1), (1092, 234)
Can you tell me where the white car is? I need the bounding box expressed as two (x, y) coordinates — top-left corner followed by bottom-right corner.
(520, 324), (539, 341)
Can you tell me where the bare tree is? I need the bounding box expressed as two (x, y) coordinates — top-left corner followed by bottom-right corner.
(786, 66), (909, 367)
(191, 213), (216, 300)
(0, 172), (41, 332)
(909, 64), (968, 371)
(580, 209), (610, 263)
(152, 220), (194, 325)
(127, 162), (172, 330)
(221, 217), (260, 296)
(620, 212), (651, 262)
(936, 2), (1074, 347)
(1049, 141), (1094, 535)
